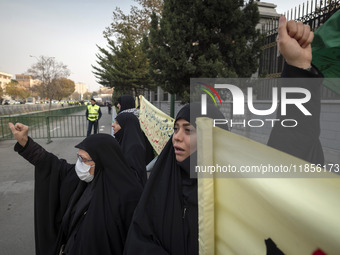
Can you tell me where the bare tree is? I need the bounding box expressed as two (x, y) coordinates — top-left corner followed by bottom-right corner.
(27, 55), (71, 108)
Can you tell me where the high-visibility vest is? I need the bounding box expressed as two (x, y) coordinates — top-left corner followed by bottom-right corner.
(87, 104), (100, 121)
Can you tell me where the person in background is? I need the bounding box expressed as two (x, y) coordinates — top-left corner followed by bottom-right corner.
(116, 95), (139, 117)
(124, 16), (324, 255)
(9, 122), (143, 255)
(112, 113), (147, 186)
(108, 102), (112, 114)
(86, 98), (102, 137)
(116, 94), (155, 165)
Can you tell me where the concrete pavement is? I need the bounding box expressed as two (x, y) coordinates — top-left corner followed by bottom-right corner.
(0, 106), (114, 254)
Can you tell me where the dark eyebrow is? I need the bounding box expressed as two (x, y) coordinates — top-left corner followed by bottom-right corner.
(78, 153), (92, 161)
(174, 123), (192, 128)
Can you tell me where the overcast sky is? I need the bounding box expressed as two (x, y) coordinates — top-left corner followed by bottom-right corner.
(0, 0), (312, 92)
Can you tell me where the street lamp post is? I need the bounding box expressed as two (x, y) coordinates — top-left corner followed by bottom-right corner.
(29, 55), (38, 60)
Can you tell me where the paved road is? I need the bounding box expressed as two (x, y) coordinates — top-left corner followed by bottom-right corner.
(0, 107), (115, 255)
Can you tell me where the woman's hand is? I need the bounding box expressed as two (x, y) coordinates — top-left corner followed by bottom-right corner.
(8, 122), (29, 147)
(277, 16), (314, 69)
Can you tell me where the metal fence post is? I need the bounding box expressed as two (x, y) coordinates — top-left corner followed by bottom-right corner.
(0, 118), (3, 139)
(46, 116), (52, 144)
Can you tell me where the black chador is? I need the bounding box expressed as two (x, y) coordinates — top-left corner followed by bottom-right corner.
(14, 134), (142, 255)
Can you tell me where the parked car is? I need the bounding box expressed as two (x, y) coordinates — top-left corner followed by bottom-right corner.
(7, 100), (17, 105)
(26, 97), (36, 104)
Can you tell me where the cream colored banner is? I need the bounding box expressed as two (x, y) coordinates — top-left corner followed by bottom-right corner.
(196, 117), (340, 255)
(139, 96), (174, 155)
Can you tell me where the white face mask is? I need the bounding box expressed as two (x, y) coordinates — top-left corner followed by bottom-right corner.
(75, 158), (95, 183)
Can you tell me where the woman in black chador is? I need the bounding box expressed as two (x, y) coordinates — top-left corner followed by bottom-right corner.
(9, 122), (143, 255)
(116, 94), (155, 165)
(112, 113), (147, 186)
(123, 103), (227, 255)
(116, 95), (138, 116)
(123, 17), (324, 255)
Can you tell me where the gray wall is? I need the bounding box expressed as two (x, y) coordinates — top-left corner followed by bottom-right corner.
(320, 101), (340, 163)
(152, 101), (184, 118)
(0, 104), (63, 116)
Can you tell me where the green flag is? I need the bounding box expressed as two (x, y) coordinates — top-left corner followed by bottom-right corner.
(312, 10), (340, 94)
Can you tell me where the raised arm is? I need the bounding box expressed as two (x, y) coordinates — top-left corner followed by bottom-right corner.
(267, 16), (324, 165)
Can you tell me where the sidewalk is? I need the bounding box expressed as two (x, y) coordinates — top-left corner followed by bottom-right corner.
(0, 106), (115, 255)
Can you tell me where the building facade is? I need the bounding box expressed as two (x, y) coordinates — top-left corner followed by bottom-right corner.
(15, 74), (35, 89)
(256, 1), (281, 32)
(0, 72), (13, 90)
(75, 82), (88, 100)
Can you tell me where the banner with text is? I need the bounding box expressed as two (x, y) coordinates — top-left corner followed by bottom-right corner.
(196, 117), (340, 255)
(139, 96), (174, 155)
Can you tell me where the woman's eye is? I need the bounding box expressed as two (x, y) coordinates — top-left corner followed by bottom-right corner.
(187, 128), (196, 134)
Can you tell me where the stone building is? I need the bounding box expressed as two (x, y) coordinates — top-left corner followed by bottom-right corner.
(0, 71), (13, 90)
(75, 82), (88, 100)
(15, 74), (35, 89)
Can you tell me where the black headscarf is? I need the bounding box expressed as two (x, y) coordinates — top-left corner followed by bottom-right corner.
(124, 102), (227, 255)
(115, 113), (147, 186)
(117, 95), (135, 112)
(177, 102), (228, 130)
(116, 95), (154, 165)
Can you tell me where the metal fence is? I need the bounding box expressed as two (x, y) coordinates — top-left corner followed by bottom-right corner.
(0, 106), (87, 143)
(258, 0), (340, 100)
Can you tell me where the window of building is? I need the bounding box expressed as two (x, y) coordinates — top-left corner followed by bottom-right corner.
(163, 93), (168, 101)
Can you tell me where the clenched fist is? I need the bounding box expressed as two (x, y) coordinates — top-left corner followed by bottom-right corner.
(277, 16), (314, 69)
(8, 122), (29, 147)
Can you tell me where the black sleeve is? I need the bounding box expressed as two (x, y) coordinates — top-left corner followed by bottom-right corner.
(86, 106), (89, 119)
(281, 63), (323, 78)
(267, 63), (324, 165)
(98, 107), (102, 120)
(14, 137), (46, 165)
